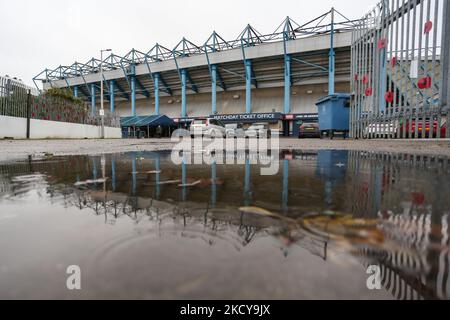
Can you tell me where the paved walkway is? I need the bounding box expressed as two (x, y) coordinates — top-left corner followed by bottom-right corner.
(1, 138), (449, 160)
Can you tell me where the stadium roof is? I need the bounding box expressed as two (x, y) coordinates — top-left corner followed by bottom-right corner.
(34, 9), (360, 92)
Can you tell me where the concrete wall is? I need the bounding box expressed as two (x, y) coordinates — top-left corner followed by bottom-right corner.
(0, 116), (28, 139)
(111, 83), (350, 118)
(0, 116), (122, 139)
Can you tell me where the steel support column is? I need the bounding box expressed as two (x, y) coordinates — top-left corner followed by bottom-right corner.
(73, 86), (78, 98)
(182, 160), (187, 201)
(181, 69), (187, 118)
(154, 73), (160, 116)
(131, 76), (136, 116)
(284, 55), (291, 114)
(329, 8), (335, 95)
(155, 155), (161, 199)
(245, 60), (252, 114)
(111, 157), (116, 191)
(92, 157), (97, 180)
(282, 160), (289, 212)
(244, 158), (251, 206)
(90, 84), (96, 116)
(132, 158), (137, 195)
(110, 80), (115, 113)
(211, 161), (217, 207)
(211, 65), (217, 115)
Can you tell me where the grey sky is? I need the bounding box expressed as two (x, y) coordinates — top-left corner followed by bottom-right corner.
(0, 0), (376, 88)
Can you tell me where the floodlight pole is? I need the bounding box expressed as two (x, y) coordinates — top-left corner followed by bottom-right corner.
(100, 49), (112, 139)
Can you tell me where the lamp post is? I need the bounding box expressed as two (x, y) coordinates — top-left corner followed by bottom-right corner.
(100, 49), (112, 138)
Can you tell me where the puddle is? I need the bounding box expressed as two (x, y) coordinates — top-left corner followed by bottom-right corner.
(0, 150), (449, 299)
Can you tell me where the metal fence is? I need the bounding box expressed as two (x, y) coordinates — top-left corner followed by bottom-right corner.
(0, 76), (119, 128)
(347, 149), (450, 299)
(0, 76), (29, 118)
(350, 0), (450, 139)
(30, 94), (120, 127)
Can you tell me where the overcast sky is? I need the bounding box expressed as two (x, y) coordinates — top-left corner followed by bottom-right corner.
(0, 0), (376, 88)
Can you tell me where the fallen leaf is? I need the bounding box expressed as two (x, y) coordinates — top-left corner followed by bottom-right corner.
(178, 180), (202, 187)
(157, 180), (181, 185)
(300, 214), (384, 245)
(239, 206), (278, 217)
(146, 170), (162, 174)
(238, 207), (297, 224)
(74, 178), (108, 186)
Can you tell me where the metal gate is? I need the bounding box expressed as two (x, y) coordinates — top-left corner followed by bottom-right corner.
(350, 0), (450, 139)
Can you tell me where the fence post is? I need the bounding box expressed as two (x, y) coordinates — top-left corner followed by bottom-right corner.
(26, 90), (31, 139)
(441, 0), (450, 138)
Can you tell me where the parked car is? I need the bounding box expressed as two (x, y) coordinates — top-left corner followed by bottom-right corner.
(225, 123), (246, 138)
(399, 119), (447, 138)
(245, 123), (271, 139)
(298, 122), (320, 139)
(190, 118), (227, 138)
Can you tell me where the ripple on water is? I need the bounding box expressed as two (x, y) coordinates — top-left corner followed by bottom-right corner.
(83, 222), (252, 299)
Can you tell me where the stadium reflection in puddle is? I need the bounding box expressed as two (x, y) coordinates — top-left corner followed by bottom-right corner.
(0, 150), (449, 300)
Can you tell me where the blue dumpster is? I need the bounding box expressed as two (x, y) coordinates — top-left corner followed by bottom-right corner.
(316, 93), (351, 137)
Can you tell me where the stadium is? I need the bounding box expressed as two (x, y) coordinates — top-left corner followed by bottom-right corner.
(33, 0), (450, 139)
(33, 9), (355, 137)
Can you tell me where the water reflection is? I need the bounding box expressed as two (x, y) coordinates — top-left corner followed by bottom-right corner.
(0, 150), (449, 299)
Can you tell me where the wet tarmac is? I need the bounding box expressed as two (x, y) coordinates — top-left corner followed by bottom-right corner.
(0, 150), (449, 299)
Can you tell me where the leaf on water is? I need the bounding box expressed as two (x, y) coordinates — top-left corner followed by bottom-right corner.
(322, 210), (346, 217)
(343, 218), (379, 228)
(300, 214), (384, 244)
(239, 206), (281, 218)
(157, 180), (181, 185)
(146, 170), (162, 174)
(131, 171), (161, 175)
(238, 207), (299, 224)
(74, 178), (108, 186)
(178, 180), (202, 187)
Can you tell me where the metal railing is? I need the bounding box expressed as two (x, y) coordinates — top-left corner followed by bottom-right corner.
(0, 76), (120, 128)
(0, 76), (29, 118)
(350, 0), (450, 139)
(30, 94), (119, 127)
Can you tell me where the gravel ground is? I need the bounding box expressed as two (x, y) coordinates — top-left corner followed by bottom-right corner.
(0, 138), (449, 161)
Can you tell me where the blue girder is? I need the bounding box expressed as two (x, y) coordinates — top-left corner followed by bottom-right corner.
(34, 10), (360, 107)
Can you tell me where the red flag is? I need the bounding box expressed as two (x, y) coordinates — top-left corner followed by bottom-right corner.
(365, 87), (373, 97)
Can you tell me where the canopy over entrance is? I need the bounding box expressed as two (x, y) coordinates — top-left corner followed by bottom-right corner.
(120, 115), (175, 127)
(120, 115), (176, 138)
